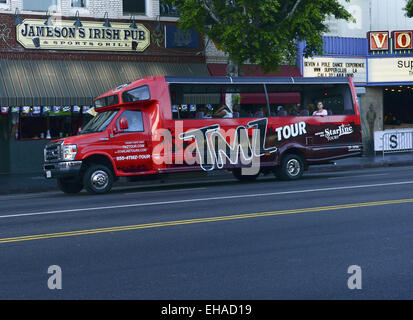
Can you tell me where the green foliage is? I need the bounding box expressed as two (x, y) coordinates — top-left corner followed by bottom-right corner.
(166, 0), (352, 73)
(405, 0), (413, 17)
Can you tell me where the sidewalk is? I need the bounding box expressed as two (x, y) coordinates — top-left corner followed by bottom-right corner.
(0, 153), (412, 195)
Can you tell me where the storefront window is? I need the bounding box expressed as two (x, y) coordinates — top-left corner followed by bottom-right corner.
(123, 0), (145, 15)
(71, 0), (86, 8)
(23, 0), (58, 11)
(3, 106), (93, 140)
(160, 0), (179, 17)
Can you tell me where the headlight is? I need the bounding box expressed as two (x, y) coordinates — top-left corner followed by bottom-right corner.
(62, 144), (77, 161)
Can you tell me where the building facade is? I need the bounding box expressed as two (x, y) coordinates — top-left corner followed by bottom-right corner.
(0, 0), (209, 174)
(300, 0), (413, 154)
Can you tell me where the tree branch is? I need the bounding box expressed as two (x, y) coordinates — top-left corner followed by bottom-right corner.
(285, 0), (302, 20)
(200, 0), (221, 23)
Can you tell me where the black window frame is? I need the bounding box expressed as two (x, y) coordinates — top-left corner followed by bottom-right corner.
(71, 0), (86, 8)
(169, 83), (271, 120)
(122, 85), (151, 103)
(123, 0), (146, 15)
(94, 95), (120, 109)
(168, 81), (356, 119)
(265, 83), (355, 117)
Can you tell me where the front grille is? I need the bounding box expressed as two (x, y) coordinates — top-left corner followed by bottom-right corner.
(44, 142), (62, 162)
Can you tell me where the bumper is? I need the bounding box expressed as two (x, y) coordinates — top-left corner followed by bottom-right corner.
(43, 161), (83, 179)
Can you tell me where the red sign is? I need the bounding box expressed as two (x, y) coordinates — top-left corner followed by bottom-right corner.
(368, 31), (389, 51)
(368, 30), (413, 51)
(392, 31), (413, 50)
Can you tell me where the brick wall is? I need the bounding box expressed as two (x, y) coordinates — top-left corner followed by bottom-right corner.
(0, 13), (205, 64)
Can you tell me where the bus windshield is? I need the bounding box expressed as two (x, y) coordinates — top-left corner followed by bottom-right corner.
(80, 110), (118, 134)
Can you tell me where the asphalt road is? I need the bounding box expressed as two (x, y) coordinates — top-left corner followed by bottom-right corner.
(1, 166), (413, 299)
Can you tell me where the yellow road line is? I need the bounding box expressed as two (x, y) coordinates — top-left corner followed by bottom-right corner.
(1, 198), (413, 244)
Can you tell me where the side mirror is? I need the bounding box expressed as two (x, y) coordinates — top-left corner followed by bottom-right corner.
(119, 117), (129, 131)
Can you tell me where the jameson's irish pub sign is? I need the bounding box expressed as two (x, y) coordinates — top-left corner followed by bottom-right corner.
(17, 19), (150, 52)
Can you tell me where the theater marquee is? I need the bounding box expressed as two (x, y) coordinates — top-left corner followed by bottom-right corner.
(303, 57), (367, 83)
(16, 19), (150, 52)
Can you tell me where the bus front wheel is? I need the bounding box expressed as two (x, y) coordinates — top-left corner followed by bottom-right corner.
(83, 164), (114, 194)
(275, 154), (304, 181)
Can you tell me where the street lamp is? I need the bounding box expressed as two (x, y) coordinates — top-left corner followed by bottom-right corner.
(103, 12), (111, 28)
(129, 15), (137, 29)
(44, 11), (53, 26)
(12, 8), (22, 25)
(73, 10), (83, 28)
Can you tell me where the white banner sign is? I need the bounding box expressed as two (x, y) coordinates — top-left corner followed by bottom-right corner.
(369, 58), (413, 83)
(374, 129), (413, 152)
(303, 57), (367, 83)
(17, 19), (150, 52)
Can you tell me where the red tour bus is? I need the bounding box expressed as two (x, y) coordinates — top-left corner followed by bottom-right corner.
(43, 76), (362, 194)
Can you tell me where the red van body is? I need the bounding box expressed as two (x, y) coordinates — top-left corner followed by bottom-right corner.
(43, 76), (362, 194)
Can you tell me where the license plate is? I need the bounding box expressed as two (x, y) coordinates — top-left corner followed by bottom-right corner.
(46, 170), (52, 178)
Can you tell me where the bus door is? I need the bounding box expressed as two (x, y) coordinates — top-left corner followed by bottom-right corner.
(110, 109), (153, 173)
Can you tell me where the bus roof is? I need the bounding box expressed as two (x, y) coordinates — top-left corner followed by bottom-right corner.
(164, 76), (352, 85)
(95, 76), (353, 105)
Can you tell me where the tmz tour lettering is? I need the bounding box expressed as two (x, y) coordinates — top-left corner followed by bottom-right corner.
(315, 124), (353, 141)
(179, 119), (307, 171)
(275, 122), (307, 141)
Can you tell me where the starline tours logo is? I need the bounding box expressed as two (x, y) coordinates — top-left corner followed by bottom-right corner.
(315, 124), (353, 142)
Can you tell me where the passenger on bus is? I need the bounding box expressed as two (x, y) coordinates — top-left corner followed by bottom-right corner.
(255, 106), (268, 118)
(313, 101), (328, 116)
(198, 106), (212, 118)
(290, 104), (301, 116)
(232, 103), (241, 118)
(213, 103), (233, 118)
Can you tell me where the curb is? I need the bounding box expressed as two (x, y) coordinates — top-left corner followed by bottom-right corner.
(307, 160), (413, 173)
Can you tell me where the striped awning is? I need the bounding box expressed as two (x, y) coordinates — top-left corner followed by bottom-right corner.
(0, 59), (210, 106)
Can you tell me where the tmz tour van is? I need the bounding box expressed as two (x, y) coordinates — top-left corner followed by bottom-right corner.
(43, 76), (362, 194)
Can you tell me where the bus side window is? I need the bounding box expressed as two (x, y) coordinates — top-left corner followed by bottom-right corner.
(311, 84), (355, 115)
(118, 110), (144, 132)
(169, 84), (268, 120)
(235, 104), (268, 118)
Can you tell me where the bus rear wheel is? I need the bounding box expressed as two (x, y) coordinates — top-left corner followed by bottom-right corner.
(275, 154), (304, 181)
(57, 178), (83, 194)
(83, 164), (114, 194)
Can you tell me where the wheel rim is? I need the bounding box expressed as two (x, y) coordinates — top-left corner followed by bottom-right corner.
(286, 159), (301, 177)
(90, 170), (109, 190)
